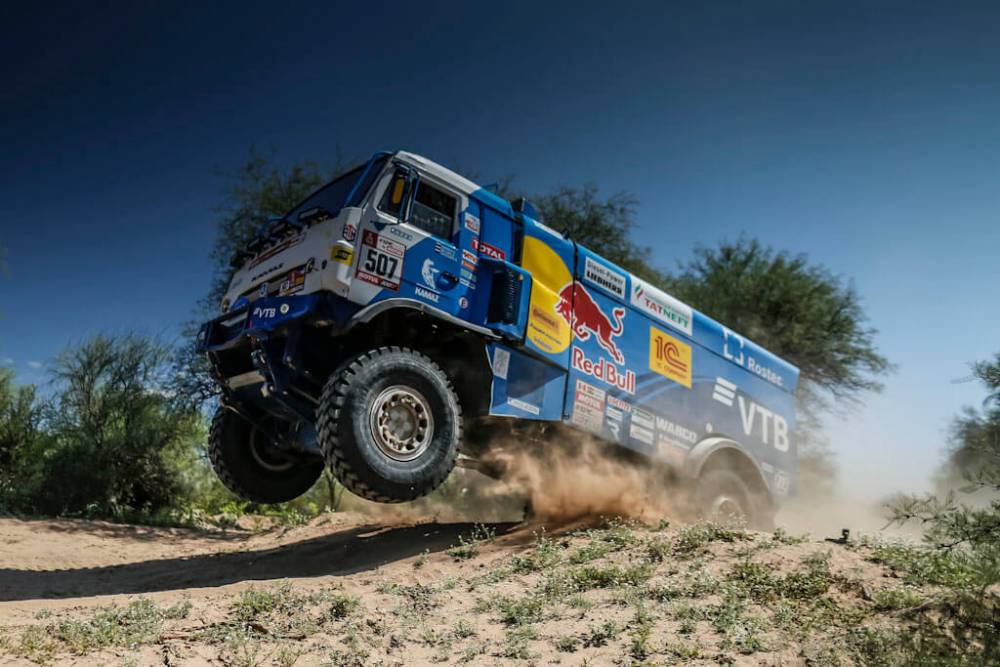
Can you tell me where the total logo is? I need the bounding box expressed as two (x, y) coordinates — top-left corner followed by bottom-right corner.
(711, 377), (790, 452)
(556, 283), (626, 364)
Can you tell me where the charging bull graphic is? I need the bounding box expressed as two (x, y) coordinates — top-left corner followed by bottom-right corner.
(556, 283), (626, 364)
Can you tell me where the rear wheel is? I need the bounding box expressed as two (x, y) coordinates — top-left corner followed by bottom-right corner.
(695, 469), (774, 530)
(317, 347), (461, 503)
(209, 408), (324, 504)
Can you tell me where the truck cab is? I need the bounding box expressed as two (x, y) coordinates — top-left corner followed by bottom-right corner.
(200, 150), (798, 525)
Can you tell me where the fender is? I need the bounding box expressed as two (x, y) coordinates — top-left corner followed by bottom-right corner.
(346, 297), (500, 339)
(684, 436), (770, 493)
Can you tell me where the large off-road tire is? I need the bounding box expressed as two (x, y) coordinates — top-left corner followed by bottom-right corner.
(209, 407), (324, 504)
(317, 347), (461, 503)
(695, 468), (775, 531)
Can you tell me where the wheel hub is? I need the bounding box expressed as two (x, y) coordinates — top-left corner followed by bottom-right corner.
(369, 385), (434, 462)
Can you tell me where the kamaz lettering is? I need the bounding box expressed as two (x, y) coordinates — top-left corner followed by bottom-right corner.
(199, 149), (799, 528)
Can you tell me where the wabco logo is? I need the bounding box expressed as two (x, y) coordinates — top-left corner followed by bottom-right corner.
(556, 283), (626, 364)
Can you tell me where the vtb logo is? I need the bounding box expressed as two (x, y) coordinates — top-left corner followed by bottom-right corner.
(556, 283), (626, 364)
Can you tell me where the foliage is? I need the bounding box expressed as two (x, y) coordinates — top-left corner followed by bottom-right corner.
(887, 352), (1000, 663)
(667, 238), (891, 491)
(938, 351), (1000, 488)
(17, 334), (204, 517)
(0, 368), (42, 509)
(173, 147), (344, 404)
(532, 185), (666, 284)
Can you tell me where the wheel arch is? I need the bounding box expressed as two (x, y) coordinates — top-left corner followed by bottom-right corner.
(685, 436), (773, 506)
(339, 302), (495, 419)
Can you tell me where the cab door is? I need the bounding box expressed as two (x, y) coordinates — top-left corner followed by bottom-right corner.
(348, 165), (470, 316)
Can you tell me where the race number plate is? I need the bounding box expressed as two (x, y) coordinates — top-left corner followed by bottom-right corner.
(356, 230), (404, 290)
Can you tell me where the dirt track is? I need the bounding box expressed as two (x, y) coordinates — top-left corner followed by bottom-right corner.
(0, 513), (520, 617)
(0, 511), (926, 666)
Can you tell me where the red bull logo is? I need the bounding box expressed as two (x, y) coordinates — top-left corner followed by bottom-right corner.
(556, 283), (626, 364)
(571, 348), (636, 394)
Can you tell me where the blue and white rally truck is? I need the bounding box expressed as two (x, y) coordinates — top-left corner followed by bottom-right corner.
(199, 151), (798, 526)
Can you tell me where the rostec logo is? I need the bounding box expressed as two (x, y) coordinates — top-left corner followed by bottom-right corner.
(712, 377), (737, 407)
(556, 283), (626, 364)
(722, 327), (784, 388)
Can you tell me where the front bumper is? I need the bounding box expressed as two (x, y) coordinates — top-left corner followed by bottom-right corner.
(198, 292), (356, 422)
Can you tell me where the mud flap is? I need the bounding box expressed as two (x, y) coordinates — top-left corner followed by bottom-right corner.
(486, 343), (566, 420)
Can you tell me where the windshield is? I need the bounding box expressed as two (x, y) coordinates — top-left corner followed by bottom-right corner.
(285, 155), (388, 222)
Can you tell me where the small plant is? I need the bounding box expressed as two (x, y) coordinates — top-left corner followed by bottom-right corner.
(329, 593), (361, 619)
(448, 524), (496, 560)
(675, 523), (747, 557)
(872, 586), (924, 611)
(499, 626), (537, 659)
(555, 634), (581, 652)
(453, 618), (475, 639)
(582, 620), (620, 648)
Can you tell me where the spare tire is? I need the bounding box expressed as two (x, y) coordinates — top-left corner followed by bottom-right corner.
(317, 346), (461, 503)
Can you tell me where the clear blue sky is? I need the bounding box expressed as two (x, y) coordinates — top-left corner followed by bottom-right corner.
(2, 2), (998, 498)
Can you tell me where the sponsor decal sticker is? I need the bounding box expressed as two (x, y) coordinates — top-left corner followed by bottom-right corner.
(649, 326), (692, 388)
(571, 379), (606, 432)
(737, 396), (790, 452)
(330, 246), (354, 265)
(421, 258), (440, 289)
(387, 225), (415, 242)
(356, 230), (404, 290)
(473, 238), (506, 260)
(492, 347), (510, 379)
(556, 283), (626, 364)
(248, 233), (304, 269)
(279, 303), (290, 315)
(654, 415), (697, 445)
(712, 377), (737, 407)
(630, 407), (655, 445)
(414, 286), (439, 303)
(464, 213), (481, 234)
(722, 327), (785, 388)
(434, 243), (457, 261)
(343, 224), (357, 242)
(508, 397), (540, 415)
(583, 256), (626, 299)
(605, 405), (625, 442)
(630, 277), (693, 336)
(572, 348), (636, 394)
(459, 296), (469, 309)
(521, 235), (572, 355)
(278, 269), (306, 296)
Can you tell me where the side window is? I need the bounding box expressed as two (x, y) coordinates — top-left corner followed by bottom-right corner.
(377, 169), (408, 218)
(410, 181), (457, 239)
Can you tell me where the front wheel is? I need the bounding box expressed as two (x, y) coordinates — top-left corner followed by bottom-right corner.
(209, 408), (324, 504)
(316, 347), (461, 503)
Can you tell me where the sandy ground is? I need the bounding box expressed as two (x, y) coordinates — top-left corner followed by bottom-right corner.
(0, 508), (929, 666)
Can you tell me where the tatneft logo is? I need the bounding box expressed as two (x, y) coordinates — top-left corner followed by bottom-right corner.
(583, 257), (626, 299)
(630, 278), (693, 336)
